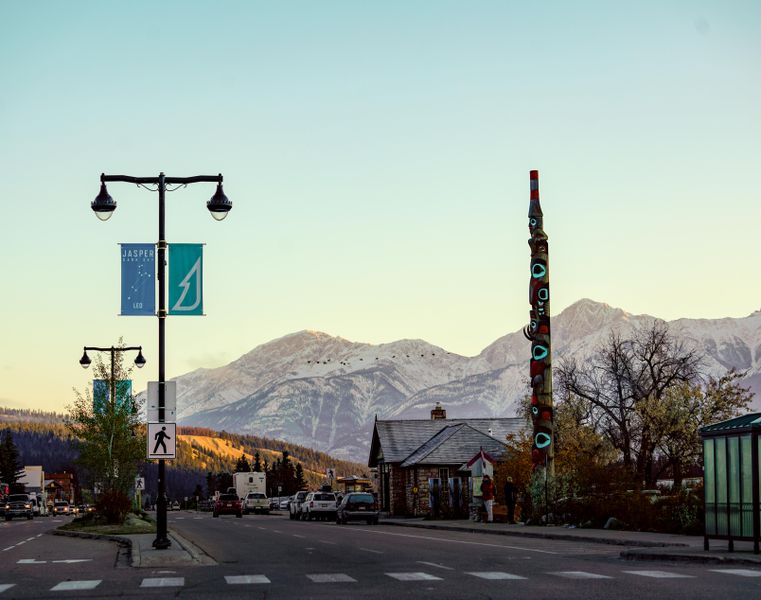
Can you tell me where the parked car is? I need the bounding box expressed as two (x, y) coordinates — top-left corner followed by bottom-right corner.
(336, 492), (379, 525)
(213, 493), (242, 518)
(52, 500), (70, 516)
(172, 501), (181, 511)
(279, 497), (290, 511)
(243, 492), (269, 514)
(4, 494), (34, 521)
(269, 497), (281, 511)
(301, 491), (337, 521)
(289, 491), (308, 520)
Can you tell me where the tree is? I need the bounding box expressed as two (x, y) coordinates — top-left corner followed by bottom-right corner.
(294, 463), (306, 490)
(557, 321), (703, 487)
(0, 430), (25, 493)
(67, 345), (145, 522)
(652, 370), (752, 487)
(253, 452), (262, 472)
(557, 320), (751, 488)
(235, 455), (251, 473)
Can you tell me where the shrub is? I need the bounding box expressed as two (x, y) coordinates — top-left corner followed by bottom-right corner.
(95, 489), (132, 524)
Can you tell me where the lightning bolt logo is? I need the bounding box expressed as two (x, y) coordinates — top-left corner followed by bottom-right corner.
(171, 257), (202, 312)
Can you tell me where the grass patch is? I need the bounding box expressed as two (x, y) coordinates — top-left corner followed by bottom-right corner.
(59, 512), (156, 535)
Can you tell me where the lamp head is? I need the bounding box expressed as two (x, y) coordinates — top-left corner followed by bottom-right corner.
(134, 349), (146, 369)
(207, 180), (232, 221)
(79, 349), (91, 369)
(92, 181), (116, 221)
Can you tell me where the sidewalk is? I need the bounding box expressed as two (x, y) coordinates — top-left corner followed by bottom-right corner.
(379, 518), (761, 565)
(123, 531), (216, 567)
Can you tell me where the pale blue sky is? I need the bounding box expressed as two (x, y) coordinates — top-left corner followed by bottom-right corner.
(1, 1), (759, 412)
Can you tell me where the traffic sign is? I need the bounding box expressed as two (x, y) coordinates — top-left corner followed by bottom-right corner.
(147, 422), (176, 459)
(134, 477), (145, 491)
(147, 381), (176, 422)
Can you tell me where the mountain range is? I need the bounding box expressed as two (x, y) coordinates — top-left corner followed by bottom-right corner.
(166, 299), (761, 462)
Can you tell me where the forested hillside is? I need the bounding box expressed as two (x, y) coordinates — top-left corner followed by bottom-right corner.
(0, 407), (369, 501)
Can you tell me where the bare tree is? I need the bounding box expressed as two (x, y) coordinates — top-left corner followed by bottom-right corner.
(556, 320), (702, 487)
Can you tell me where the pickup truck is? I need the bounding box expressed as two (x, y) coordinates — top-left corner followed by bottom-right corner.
(243, 492), (269, 514)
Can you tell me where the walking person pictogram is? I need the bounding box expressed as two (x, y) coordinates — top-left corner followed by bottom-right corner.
(153, 426), (171, 454)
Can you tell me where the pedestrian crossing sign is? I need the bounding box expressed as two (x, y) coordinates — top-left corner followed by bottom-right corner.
(147, 422), (176, 459)
(134, 477), (145, 491)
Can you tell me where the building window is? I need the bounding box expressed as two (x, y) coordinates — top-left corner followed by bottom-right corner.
(439, 468), (449, 489)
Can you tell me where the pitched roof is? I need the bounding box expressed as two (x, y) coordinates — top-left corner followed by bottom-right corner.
(369, 417), (528, 467)
(400, 424), (508, 467)
(701, 412), (761, 435)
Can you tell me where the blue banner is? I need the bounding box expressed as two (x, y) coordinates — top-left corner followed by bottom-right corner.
(168, 244), (203, 316)
(93, 379), (132, 414)
(121, 243), (155, 316)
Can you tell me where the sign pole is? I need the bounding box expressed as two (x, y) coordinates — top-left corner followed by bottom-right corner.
(154, 172), (170, 549)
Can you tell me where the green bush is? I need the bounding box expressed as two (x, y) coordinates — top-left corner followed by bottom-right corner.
(95, 489), (132, 524)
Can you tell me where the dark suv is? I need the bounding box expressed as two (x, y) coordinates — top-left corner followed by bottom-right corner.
(213, 493), (242, 518)
(336, 492), (379, 525)
(5, 494), (34, 521)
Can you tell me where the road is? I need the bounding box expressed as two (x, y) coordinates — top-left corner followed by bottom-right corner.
(1, 511), (760, 598)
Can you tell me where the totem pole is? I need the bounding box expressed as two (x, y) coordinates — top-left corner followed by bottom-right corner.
(523, 169), (554, 473)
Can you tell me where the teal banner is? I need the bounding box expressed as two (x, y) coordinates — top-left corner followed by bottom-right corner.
(93, 379), (132, 414)
(168, 244), (203, 315)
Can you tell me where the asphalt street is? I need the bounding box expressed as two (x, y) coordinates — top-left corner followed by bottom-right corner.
(1, 512), (760, 599)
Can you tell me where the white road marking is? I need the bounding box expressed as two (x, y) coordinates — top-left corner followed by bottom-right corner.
(50, 580), (101, 591)
(550, 571), (612, 579)
(320, 540), (337, 545)
(359, 547), (383, 554)
(293, 534), (305, 538)
(417, 561), (454, 571)
(307, 573), (357, 583)
(225, 575), (271, 584)
(36, 534), (43, 538)
(257, 527), (267, 531)
(17, 559), (46, 564)
(623, 570), (694, 579)
(25, 537), (35, 541)
(468, 571), (527, 580)
(351, 528), (559, 555)
(52, 559), (93, 564)
(273, 530), (283, 534)
(16, 541), (26, 546)
(2, 548), (14, 552)
(140, 577), (185, 587)
(193, 517), (203, 520)
(0, 584), (16, 594)
(386, 572), (442, 581)
(710, 569), (761, 577)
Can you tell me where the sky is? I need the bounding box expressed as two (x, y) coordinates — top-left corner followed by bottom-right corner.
(1, 1), (759, 413)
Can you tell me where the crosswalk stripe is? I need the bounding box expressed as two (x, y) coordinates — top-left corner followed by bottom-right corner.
(550, 571), (612, 579)
(386, 572), (442, 581)
(0, 585), (16, 594)
(225, 575), (271, 584)
(623, 570), (694, 579)
(140, 577), (185, 587)
(468, 571), (527, 580)
(307, 573), (357, 583)
(710, 569), (761, 577)
(50, 580), (101, 591)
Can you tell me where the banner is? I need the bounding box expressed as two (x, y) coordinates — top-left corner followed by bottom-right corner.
(93, 379), (132, 414)
(168, 244), (203, 315)
(121, 244), (156, 316)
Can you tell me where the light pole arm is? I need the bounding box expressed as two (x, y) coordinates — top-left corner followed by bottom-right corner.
(101, 174), (223, 185)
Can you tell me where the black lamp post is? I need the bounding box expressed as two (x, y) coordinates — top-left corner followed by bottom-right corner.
(79, 345), (145, 491)
(90, 172), (231, 550)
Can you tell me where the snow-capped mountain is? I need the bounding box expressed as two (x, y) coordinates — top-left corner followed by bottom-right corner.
(170, 300), (761, 461)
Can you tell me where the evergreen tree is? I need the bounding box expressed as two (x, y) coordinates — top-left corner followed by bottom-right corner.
(253, 452), (262, 472)
(235, 455), (251, 472)
(294, 463), (306, 490)
(0, 430), (25, 493)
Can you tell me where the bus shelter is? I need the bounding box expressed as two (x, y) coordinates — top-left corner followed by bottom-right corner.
(700, 413), (761, 553)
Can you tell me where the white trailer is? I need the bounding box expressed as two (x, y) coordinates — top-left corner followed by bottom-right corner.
(233, 472), (266, 498)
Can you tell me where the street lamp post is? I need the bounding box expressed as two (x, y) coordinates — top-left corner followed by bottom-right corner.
(90, 172), (231, 550)
(79, 345), (145, 492)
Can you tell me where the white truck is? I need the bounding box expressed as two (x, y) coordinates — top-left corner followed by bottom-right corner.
(233, 472), (268, 514)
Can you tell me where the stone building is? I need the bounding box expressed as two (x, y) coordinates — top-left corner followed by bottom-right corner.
(368, 403), (527, 517)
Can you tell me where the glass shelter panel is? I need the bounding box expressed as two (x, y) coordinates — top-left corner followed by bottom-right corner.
(729, 436), (741, 536)
(716, 437), (727, 536)
(741, 435), (753, 537)
(704, 438), (716, 535)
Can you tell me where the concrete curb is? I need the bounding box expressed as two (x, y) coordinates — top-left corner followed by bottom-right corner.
(51, 529), (134, 566)
(621, 549), (761, 565)
(169, 530), (217, 566)
(379, 520), (689, 548)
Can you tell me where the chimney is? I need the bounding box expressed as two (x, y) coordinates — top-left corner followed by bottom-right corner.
(431, 402), (447, 420)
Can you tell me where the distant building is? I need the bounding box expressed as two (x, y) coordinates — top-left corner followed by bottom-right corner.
(19, 466), (44, 493)
(46, 472), (77, 504)
(368, 403), (527, 517)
